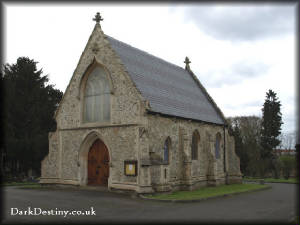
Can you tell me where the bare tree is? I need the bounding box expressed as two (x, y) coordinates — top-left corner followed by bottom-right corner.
(227, 116), (262, 177)
(279, 132), (296, 150)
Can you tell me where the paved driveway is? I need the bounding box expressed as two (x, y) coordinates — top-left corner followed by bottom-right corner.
(2, 183), (298, 224)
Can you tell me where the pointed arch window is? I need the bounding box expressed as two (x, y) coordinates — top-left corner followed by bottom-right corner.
(192, 130), (200, 160)
(215, 133), (221, 159)
(163, 137), (171, 163)
(84, 66), (110, 123)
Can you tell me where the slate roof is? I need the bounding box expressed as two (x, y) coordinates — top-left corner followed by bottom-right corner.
(107, 35), (225, 125)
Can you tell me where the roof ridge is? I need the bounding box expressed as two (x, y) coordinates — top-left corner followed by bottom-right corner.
(105, 35), (187, 73)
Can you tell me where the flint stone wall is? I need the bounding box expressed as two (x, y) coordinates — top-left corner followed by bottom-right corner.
(146, 114), (241, 190)
(41, 24), (145, 188)
(41, 126), (139, 185)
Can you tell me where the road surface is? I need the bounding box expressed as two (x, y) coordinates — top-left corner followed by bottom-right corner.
(2, 183), (298, 224)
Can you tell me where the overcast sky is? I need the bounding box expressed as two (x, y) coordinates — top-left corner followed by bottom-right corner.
(4, 3), (297, 135)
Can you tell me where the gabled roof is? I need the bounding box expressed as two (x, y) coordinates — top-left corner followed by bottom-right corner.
(107, 35), (226, 125)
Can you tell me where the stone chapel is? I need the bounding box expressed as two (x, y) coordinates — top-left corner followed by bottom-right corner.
(41, 13), (242, 193)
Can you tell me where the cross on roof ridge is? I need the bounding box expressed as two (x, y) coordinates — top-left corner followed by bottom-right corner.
(184, 56), (191, 70)
(93, 12), (103, 24)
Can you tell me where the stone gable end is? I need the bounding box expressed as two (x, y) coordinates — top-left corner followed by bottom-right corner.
(55, 24), (146, 129)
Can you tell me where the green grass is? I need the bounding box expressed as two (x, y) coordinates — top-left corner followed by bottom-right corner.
(146, 184), (269, 200)
(3, 182), (41, 187)
(244, 177), (299, 184)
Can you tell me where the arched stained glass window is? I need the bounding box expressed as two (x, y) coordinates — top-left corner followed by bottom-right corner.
(191, 130), (200, 160)
(215, 133), (221, 159)
(163, 137), (171, 163)
(84, 66), (110, 123)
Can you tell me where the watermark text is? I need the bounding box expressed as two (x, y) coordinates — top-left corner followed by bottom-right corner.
(10, 207), (96, 217)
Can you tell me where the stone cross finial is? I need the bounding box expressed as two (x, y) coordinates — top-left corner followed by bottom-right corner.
(93, 12), (103, 24)
(184, 56), (191, 70)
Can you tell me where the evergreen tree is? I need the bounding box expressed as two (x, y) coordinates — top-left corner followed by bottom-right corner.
(260, 90), (283, 177)
(2, 57), (63, 177)
(261, 89), (283, 159)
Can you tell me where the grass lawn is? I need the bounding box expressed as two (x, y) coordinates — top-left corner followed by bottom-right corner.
(3, 182), (42, 188)
(146, 184), (269, 201)
(244, 177), (299, 184)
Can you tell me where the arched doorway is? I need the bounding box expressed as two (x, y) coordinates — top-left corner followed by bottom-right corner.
(88, 139), (109, 186)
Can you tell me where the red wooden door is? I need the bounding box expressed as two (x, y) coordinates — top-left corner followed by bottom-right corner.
(88, 139), (109, 186)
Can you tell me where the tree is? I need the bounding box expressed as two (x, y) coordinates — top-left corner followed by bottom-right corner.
(278, 132), (296, 150)
(260, 89), (283, 177)
(2, 57), (63, 177)
(227, 116), (262, 177)
(279, 155), (295, 179)
(229, 120), (246, 173)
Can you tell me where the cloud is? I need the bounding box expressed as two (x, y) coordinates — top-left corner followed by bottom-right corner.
(281, 111), (296, 134)
(180, 4), (296, 41)
(224, 100), (262, 110)
(232, 62), (269, 78)
(200, 61), (269, 87)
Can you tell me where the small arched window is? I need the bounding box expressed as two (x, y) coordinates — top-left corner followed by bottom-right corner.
(191, 130), (200, 160)
(84, 66), (110, 123)
(163, 137), (171, 163)
(215, 133), (221, 159)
